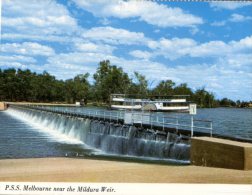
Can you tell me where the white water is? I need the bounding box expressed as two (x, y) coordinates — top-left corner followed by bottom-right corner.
(7, 107), (190, 162)
(6, 108), (87, 146)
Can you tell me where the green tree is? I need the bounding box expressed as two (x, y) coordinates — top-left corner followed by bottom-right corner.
(16, 69), (33, 101)
(0, 69), (4, 101)
(173, 83), (193, 96)
(152, 80), (175, 96)
(219, 98), (236, 107)
(1, 69), (20, 101)
(193, 88), (215, 108)
(93, 60), (131, 102)
(65, 73), (90, 103)
(129, 72), (148, 98)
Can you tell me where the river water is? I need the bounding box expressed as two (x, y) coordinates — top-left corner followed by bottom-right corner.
(196, 108), (252, 139)
(0, 107), (251, 162)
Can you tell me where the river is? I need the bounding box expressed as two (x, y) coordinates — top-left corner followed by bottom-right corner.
(0, 107), (251, 162)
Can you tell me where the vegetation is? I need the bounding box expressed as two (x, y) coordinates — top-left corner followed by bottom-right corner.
(0, 60), (251, 108)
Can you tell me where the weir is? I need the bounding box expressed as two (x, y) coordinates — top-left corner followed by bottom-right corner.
(8, 105), (190, 162)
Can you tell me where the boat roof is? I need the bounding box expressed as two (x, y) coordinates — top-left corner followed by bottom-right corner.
(112, 98), (187, 103)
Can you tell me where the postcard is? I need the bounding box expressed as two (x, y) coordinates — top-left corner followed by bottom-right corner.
(0, 0), (251, 194)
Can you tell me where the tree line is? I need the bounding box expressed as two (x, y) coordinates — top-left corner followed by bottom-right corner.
(0, 60), (250, 108)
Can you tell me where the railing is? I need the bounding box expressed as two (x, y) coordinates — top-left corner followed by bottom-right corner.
(128, 112), (213, 137)
(28, 105), (125, 122)
(16, 105), (213, 137)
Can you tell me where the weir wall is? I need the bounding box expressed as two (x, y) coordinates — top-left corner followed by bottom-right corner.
(7, 106), (190, 162)
(7, 105), (252, 169)
(0, 102), (7, 111)
(190, 137), (252, 170)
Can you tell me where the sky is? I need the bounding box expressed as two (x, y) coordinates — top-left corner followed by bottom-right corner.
(0, 0), (252, 101)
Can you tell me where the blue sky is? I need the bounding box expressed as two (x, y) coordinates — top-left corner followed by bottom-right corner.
(1, 0), (252, 101)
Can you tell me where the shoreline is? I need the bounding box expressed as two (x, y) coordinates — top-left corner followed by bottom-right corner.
(0, 157), (251, 183)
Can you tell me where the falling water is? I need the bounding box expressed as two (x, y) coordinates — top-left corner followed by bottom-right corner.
(7, 107), (190, 162)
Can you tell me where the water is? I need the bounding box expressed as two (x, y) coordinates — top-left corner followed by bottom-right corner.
(196, 108), (252, 139)
(40, 106), (252, 139)
(0, 110), (93, 159)
(153, 108), (252, 139)
(1, 106), (251, 162)
(0, 107), (189, 163)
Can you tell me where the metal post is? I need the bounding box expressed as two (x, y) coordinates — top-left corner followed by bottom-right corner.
(210, 121), (213, 137)
(176, 116), (178, 134)
(162, 116), (164, 131)
(150, 113), (152, 129)
(191, 115), (194, 137)
(141, 113), (143, 127)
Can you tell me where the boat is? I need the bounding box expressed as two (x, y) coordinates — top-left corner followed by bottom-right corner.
(110, 94), (190, 112)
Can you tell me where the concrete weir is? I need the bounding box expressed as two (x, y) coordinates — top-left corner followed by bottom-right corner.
(0, 102), (7, 111)
(190, 137), (252, 170)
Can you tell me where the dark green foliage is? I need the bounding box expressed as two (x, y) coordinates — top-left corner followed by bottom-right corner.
(93, 60), (131, 102)
(0, 69), (88, 103)
(128, 72), (149, 98)
(219, 98), (236, 107)
(193, 88), (216, 108)
(65, 73), (90, 103)
(0, 60), (249, 107)
(152, 80), (175, 96)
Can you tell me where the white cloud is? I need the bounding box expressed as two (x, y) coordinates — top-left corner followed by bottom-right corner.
(143, 36), (252, 60)
(82, 26), (148, 45)
(1, 33), (84, 44)
(2, 0), (78, 36)
(211, 14), (252, 26)
(0, 55), (36, 63)
(1, 42), (55, 56)
(211, 21), (226, 27)
(189, 27), (200, 35)
(129, 50), (152, 59)
(42, 50), (168, 80)
(146, 37), (197, 60)
(209, 2), (252, 10)
(229, 13), (252, 22)
(120, 58), (252, 100)
(230, 36), (252, 50)
(99, 18), (111, 25)
(72, 0), (203, 28)
(0, 55), (37, 69)
(188, 41), (230, 57)
(44, 52), (116, 79)
(219, 54), (252, 70)
(74, 42), (115, 54)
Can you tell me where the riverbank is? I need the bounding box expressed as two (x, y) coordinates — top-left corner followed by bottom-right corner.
(0, 158), (251, 183)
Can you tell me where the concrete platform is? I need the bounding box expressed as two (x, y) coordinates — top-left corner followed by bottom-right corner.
(191, 137), (252, 170)
(0, 157), (252, 183)
(0, 102), (7, 111)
